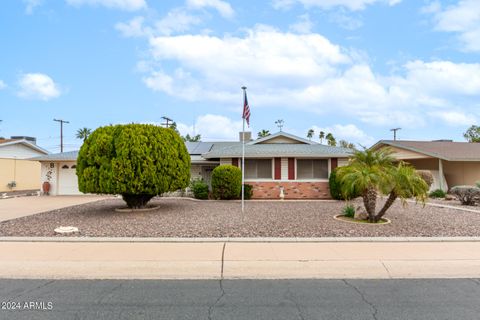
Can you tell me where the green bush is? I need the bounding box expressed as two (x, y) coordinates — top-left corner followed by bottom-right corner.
(342, 204), (355, 218)
(450, 185), (480, 205)
(211, 165), (242, 200)
(190, 180), (209, 200)
(329, 168), (358, 200)
(76, 124), (190, 208)
(429, 189), (446, 198)
(242, 184), (253, 200)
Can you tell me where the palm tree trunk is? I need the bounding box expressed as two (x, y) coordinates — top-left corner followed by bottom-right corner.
(362, 187), (377, 222)
(375, 191), (397, 222)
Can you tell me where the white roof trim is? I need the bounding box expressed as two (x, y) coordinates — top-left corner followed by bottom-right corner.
(0, 139), (49, 155)
(248, 131), (317, 145)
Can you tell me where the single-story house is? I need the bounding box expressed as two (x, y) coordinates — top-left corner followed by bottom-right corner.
(32, 131), (352, 199)
(371, 140), (480, 191)
(0, 137), (49, 192)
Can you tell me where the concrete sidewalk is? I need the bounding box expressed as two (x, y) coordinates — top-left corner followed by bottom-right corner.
(0, 195), (108, 222)
(1, 241), (480, 279)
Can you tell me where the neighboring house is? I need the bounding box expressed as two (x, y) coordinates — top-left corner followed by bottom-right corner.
(0, 137), (49, 192)
(33, 131), (352, 198)
(372, 140), (480, 191)
(31, 151), (79, 195)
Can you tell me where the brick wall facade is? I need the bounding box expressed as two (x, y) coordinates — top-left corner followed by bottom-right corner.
(246, 181), (331, 199)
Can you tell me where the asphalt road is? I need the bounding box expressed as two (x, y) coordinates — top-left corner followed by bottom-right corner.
(1, 279), (480, 319)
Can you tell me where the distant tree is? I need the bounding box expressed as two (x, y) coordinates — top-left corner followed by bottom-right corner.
(319, 131), (325, 144)
(169, 122), (180, 135)
(307, 129), (314, 140)
(326, 133), (336, 146)
(463, 125), (480, 142)
(183, 134), (201, 142)
(76, 128), (92, 142)
(257, 130), (271, 138)
(339, 139), (356, 150)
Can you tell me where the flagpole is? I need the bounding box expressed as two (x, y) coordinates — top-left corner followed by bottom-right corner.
(241, 86), (246, 213)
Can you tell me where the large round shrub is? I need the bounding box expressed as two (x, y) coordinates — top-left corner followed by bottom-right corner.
(76, 124), (191, 208)
(211, 165), (242, 200)
(329, 168), (359, 200)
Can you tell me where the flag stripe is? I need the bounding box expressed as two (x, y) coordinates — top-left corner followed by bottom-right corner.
(242, 90), (251, 126)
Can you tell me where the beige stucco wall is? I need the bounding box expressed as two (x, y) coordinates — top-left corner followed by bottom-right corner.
(404, 158), (439, 170)
(443, 161), (480, 187)
(0, 158), (41, 192)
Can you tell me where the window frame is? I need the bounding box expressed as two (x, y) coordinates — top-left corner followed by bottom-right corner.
(243, 158), (274, 181)
(294, 158), (330, 181)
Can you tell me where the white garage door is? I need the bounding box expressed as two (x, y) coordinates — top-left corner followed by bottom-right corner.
(58, 163), (81, 195)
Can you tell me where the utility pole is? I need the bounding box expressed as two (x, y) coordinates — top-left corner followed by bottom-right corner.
(54, 119), (69, 153)
(161, 116), (173, 128)
(390, 128), (401, 141)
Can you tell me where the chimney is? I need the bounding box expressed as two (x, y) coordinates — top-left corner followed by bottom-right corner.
(239, 131), (252, 142)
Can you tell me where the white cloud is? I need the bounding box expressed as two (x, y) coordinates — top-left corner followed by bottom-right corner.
(23, 0), (42, 14)
(429, 0), (480, 52)
(272, 0), (401, 11)
(186, 0), (234, 18)
(116, 16), (150, 38)
(66, 0), (146, 11)
(289, 14), (314, 33)
(0, 80), (6, 90)
(17, 73), (61, 101)
(139, 26), (480, 128)
(177, 114), (243, 140)
(312, 124), (375, 146)
(430, 111), (477, 126)
(328, 9), (363, 30)
(154, 8), (203, 36)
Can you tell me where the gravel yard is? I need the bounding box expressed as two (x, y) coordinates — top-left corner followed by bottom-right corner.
(1, 197), (479, 237)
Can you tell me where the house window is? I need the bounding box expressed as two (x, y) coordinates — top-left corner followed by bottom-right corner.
(296, 159), (328, 179)
(245, 159), (272, 179)
(61, 165), (69, 169)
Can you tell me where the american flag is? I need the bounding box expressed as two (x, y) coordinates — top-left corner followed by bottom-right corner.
(242, 89), (251, 126)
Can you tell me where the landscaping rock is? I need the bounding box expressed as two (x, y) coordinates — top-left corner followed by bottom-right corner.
(354, 209), (368, 220)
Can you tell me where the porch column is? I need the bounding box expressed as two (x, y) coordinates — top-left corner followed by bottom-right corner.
(439, 159), (445, 191)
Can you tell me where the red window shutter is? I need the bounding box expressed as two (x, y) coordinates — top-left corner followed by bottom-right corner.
(331, 158), (338, 171)
(288, 158), (295, 180)
(232, 158), (239, 167)
(274, 158), (281, 180)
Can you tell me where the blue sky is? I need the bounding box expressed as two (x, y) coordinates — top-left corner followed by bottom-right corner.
(1, 0), (479, 152)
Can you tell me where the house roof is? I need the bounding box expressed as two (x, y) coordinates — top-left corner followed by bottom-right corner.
(0, 139), (49, 155)
(203, 143), (351, 158)
(30, 150), (78, 161)
(372, 140), (480, 161)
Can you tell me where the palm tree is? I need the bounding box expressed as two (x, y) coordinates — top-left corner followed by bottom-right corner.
(257, 130), (270, 138)
(319, 131), (325, 144)
(326, 133), (336, 146)
(307, 129), (314, 140)
(376, 162), (428, 221)
(337, 148), (427, 223)
(76, 127), (92, 142)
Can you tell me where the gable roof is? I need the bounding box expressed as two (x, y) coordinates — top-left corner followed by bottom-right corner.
(249, 131), (317, 145)
(372, 140), (480, 161)
(0, 139), (49, 155)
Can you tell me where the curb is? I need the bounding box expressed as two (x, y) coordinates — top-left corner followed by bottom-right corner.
(1, 236), (480, 243)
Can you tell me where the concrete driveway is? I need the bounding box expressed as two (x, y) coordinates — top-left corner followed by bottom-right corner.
(0, 195), (109, 222)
